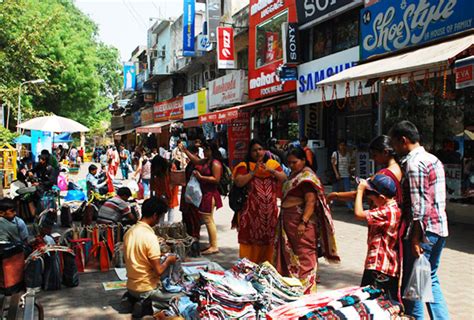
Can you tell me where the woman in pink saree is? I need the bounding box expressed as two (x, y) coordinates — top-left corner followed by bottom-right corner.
(274, 147), (340, 293)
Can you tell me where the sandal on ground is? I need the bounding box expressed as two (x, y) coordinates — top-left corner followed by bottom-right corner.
(201, 248), (219, 255)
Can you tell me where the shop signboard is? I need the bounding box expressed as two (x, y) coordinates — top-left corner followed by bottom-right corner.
(154, 97), (184, 122)
(123, 62), (136, 91)
(360, 0), (474, 60)
(206, 0), (221, 42)
(445, 164), (462, 198)
(455, 56), (474, 89)
(111, 116), (124, 130)
(124, 116), (134, 130)
(197, 34), (213, 51)
(356, 151), (372, 179)
(132, 111), (141, 127)
(297, 46), (374, 105)
(282, 22), (299, 65)
(182, 0), (195, 57)
(217, 27), (235, 69)
(208, 70), (247, 110)
(140, 108), (154, 125)
(227, 112), (250, 168)
(249, 0), (298, 100)
(197, 89), (207, 115)
(297, 0), (362, 29)
(183, 93), (197, 119)
(304, 104), (322, 139)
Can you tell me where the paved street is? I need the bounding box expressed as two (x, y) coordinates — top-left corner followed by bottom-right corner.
(34, 164), (473, 319)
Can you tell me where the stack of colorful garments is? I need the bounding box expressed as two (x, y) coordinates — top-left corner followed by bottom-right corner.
(267, 286), (405, 320)
(193, 270), (260, 319)
(232, 259), (304, 313)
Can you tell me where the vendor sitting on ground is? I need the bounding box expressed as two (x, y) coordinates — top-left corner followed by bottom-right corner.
(86, 164), (108, 195)
(97, 187), (136, 225)
(0, 198), (29, 244)
(123, 196), (179, 317)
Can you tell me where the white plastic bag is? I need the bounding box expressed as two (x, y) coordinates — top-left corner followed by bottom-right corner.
(403, 255), (434, 302)
(185, 176), (202, 208)
(125, 180), (139, 193)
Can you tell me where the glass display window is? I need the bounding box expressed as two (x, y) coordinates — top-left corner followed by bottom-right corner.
(255, 10), (288, 69)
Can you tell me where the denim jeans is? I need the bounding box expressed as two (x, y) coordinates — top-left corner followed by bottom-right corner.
(120, 165), (129, 180)
(402, 232), (450, 319)
(141, 179), (150, 198)
(332, 177), (353, 209)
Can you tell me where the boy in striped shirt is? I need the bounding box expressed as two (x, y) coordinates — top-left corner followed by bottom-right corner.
(354, 174), (401, 300)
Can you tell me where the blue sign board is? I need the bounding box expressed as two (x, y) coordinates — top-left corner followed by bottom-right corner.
(183, 0), (196, 57)
(360, 0), (473, 60)
(279, 67), (298, 82)
(123, 63), (136, 91)
(132, 111), (141, 127)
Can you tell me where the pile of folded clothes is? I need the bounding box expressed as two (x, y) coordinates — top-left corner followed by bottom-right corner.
(192, 270), (260, 319)
(232, 259), (304, 313)
(267, 286), (406, 320)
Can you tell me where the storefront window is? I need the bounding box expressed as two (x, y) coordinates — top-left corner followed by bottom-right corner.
(275, 106), (298, 141)
(255, 11), (288, 68)
(383, 75), (474, 200)
(312, 9), (359, 60)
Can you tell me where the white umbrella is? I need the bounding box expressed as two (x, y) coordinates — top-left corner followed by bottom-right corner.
(17, 115), (89, 133)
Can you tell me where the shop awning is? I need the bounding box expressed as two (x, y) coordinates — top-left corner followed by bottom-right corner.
(199, 93), (295, 124)
(318, 34), (474, 86)
(114, 128), (135, 136)
(136, 121), (173, 134)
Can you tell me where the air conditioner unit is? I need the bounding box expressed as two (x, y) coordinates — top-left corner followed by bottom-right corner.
(150, 50), (158, 59)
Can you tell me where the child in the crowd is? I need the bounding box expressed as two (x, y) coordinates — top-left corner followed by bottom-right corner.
(354, 174), (401, 300)
(0, 198), (29, 244)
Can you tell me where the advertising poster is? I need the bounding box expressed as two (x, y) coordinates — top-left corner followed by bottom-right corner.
(154, 97), (184, 122)
(197, 89), (208, 115)
(248, 0), (297, 100)
(123, 62), (136, 91)
(217, 27), (235, 69)
(206, 0), (221, 42)
(227, 112), (250, 168)
(183, 0), (196, 57)
(445, 164), (462, 198)
(360, 0), (473, 60)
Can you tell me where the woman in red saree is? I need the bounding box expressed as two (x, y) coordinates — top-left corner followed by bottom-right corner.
(275, 147), (340, 294)
(233, 139), (287, 264)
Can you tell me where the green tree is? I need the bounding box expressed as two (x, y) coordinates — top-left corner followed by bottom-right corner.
(0, 0), (121, 132)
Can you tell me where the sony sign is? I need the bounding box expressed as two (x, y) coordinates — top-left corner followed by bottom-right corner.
(296, 0), (363, 29)
(282, 22), (299, 64)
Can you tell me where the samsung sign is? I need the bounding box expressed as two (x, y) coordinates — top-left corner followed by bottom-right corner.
(297, 0), (363, 29)
(297, 46), (375, 105)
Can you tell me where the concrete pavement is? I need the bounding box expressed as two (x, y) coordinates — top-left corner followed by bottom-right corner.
(34, 164), (473, 319)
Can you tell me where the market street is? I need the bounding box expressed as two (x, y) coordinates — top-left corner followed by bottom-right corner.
(34, 164), (474, 319)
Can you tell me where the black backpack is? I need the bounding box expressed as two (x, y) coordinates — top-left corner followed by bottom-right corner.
(217, 164), (233, 197)
(228, 162), (249, 213)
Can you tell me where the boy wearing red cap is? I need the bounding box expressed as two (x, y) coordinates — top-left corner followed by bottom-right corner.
(354, 174), (402, 300)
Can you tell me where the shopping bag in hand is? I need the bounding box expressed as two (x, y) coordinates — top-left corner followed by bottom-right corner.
(403, 255), (434, 302)
(184, 176), (202, 208)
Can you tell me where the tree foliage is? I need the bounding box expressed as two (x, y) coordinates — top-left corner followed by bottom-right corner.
(0, 0), (121, 133)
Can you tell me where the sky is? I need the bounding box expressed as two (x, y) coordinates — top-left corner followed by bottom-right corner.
(74, 0), (185, 62)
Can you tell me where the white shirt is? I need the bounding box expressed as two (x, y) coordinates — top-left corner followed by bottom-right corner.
(219, 147), (228, 159)
(332, 151), (352, 178)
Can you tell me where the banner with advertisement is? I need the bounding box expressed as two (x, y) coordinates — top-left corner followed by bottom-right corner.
(282, 22), (299, 65)
(455, 56), (474, 90)
(227, 112), (250, 168)
(140, 108), (154, 125)
(132, 111), (141, 127)
(445, 164), (462, 198)
(183, 0), (195, 57)
(248, 0), (297, 100)
(154, 97), (184, 122)
(360, 0), (473, 60)
(197, 89), (207, 115)
(208, 70), (247, 109)
(123, 62), (136, 91)
(217, 27), (235, 69)
(206, 0), (221, 42)
(183, 93), (197, 119)
(296, 0), (362, 29)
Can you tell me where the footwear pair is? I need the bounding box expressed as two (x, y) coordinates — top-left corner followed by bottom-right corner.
(201, 247), (219, 255)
